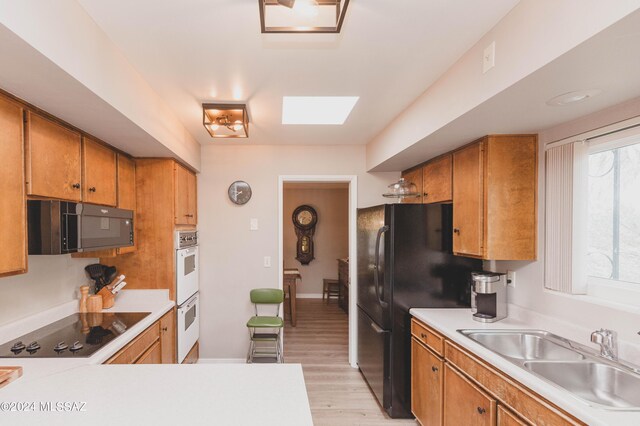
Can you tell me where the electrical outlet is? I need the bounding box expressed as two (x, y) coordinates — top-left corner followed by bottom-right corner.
(250, 218), (259, 231)
(507, 270), (516, 288)
(263, 256), (271, 268)
(483, 41), (495, 73)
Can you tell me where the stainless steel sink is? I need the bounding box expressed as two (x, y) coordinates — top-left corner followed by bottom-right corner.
(460, 330), (585, 361)
(524, 361), (640, 409)
(458, 329), (640, 410)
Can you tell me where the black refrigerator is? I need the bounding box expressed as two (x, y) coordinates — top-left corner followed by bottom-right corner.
(356, 203), (481, 418)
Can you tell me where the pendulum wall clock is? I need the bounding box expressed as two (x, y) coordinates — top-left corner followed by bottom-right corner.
(292, 205), (318, 265)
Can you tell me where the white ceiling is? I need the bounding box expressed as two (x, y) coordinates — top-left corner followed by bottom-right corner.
(77, 0), (520, 146)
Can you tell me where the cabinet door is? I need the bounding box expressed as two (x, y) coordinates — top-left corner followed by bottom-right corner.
(159, 309), (176, 364)
(452, 142), (484, 257)
(423, 154), (452, 204)
(444, 364), (496, 426)
(412, 338), (443, 426)
(0, 95), (27, 277)
(25, 112), (82, 201)
(174, 163), (191, 225)
(497, 406), (527, 426)
(136, 341), (162, 364)
(117, 154), (136, 254)
(401, 167), (423, 204)
(82, 137), (117, 206)
(187, 169), (197, 225)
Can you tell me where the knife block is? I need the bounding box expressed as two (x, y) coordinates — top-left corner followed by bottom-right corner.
(98, 287), (115, 309)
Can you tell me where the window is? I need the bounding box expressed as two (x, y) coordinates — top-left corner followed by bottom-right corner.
(588, 140), (640, 285)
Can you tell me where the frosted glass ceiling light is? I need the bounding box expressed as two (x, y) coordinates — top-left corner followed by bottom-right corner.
(260, 0), (350, 33)
(282, 96), (359, 125)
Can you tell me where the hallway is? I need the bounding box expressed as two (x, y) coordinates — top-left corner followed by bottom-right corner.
(284, 299), (416, 426)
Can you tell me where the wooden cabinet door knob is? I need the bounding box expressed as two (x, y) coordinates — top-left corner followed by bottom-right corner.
(477, 407), (486, 415)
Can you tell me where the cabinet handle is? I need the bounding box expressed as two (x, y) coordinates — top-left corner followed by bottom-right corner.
(431, 365), (438, 372)
(477, 407), (486, 415)
(423, 192), (428, 197)
(421, 333), (427, 339)
(89, 187), (97, 193)
(185, 214), (194, 218)
(72, 183), (81, 189)
(162, 327), (168, 332)
(453, 228), (460, 234)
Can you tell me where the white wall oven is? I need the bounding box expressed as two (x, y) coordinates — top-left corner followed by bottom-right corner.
(175, 231), (199, 363)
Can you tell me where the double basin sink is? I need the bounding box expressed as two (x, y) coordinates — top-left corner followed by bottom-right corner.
(459, 329), (640, 410)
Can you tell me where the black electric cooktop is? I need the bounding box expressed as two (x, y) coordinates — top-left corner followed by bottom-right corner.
(0, 312), (149, 358)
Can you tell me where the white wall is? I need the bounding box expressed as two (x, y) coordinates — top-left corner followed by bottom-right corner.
(0, 256), (95, 327)
(283, 187), (349, 296)
(197, 145), (398, 359)
(492, 97), (640, 349)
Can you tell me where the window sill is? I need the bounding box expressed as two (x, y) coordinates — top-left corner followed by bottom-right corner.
(543, 288), (640, 315)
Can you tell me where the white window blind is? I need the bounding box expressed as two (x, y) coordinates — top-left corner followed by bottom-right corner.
(544, 141), (588, 294)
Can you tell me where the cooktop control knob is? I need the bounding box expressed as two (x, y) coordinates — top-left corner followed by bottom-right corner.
(69, 341), (83, 353)
(10, 341), (26, 354)
(54, 341), (69, 353)
(26, 341), (41, 353)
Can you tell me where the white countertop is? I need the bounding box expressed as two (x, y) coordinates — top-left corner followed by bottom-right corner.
(410, 306), (640, 426)
(0, 290), (313, 425)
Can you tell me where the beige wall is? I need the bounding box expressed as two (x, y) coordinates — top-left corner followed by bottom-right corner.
(491, 97), (640, 346)
(283, 187), (349, 296)
(0, 256), (95, 326)
(197, 144), (398, 359)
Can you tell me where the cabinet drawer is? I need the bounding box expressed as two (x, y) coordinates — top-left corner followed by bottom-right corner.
(444, 341), (583, 425)
(106, 322), (160, 364)
(411, 318), (444, 356)
(498, 405), (529, 426)
(444, 363), (496, 426)
(136, 341), (162, 364)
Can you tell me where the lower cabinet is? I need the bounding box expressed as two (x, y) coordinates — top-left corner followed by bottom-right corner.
(411, 338), (443, 426)
(410, 318), (584, 426)
(443, 363), (496, 426)
(181, 341), (199, 364)
(105, 309), (175, 365)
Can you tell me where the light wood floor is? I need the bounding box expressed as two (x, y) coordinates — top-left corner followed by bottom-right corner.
(284, 298), (417, 426)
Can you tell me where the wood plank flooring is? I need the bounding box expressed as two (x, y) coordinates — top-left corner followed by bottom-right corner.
(284, 298), (417, 426)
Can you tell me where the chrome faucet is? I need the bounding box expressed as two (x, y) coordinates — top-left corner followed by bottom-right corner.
(591, 329), (618, 361)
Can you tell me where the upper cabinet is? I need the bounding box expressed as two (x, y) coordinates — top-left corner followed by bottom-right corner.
(25, 111), (82, 202)
(423, 154), (452, 204)
(400, 167), (423, 204)
(117, 154), (137, 255)
(82, 137), (117, 206)
(174, 163), (197, 226)
(453, 135), (538, 260)
(0, 94), (27, 277)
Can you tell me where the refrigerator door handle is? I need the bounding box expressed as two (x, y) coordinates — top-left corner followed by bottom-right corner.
(374, 225), (390, 308)
(370, 321), (385, 334)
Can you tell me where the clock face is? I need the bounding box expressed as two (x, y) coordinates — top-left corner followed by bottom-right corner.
(292, 205), (317, 229)
(297, 210), (313, 226)
(228, 181), (252, 205)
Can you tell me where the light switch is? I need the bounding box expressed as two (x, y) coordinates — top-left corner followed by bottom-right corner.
(264, 256), (271, 268)
(250, 218), (259, 231)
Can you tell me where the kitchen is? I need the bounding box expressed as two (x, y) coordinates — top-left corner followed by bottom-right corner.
(1, 1), (640, 425)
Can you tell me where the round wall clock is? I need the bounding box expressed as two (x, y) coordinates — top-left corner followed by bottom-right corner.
(292, 205), (318, 265)
(228, 181), (252, 205)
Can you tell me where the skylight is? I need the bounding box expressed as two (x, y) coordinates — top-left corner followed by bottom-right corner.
(282, 96), (359, 125)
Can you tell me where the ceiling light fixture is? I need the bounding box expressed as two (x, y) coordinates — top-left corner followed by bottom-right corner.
(546, 89), (602, 106)
(259, 0), (350, 33)
(202, 104), (249, 138)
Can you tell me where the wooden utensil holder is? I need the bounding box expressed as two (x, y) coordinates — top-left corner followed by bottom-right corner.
(87, 295), (103, 313)
(98, 287), (115, 309)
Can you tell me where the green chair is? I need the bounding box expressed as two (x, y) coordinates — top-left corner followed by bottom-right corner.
(246, 288), (285, 363)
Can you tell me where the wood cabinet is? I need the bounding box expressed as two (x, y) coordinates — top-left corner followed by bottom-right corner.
(105, 310), (176, 365)
(410, 317), (585, 426)
(0, 94), (27, 277)
(423, 154), (452, 204)
(117, 154), (137, 254)
(444, 363), (496, 426)
(25, 111), (82, 201)
(82, 137), (117, 206)
(401, 166), (423, 204)
(175, 163), (197, 225)
(412, 338), (443, 426)
(159, 309), (176, 364)
(452, 135), (537, 260)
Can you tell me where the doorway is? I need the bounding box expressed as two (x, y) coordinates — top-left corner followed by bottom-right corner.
(278, 175), (358, 367)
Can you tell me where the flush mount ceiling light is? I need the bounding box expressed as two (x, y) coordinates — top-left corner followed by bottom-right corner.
(282, 96), (359, 125)
(259, 0), (350, 33)
(546, 89), (602, 106)
(202, 104), (249, 138)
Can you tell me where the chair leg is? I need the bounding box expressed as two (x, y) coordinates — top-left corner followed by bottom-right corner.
(246, 339), (254, 363)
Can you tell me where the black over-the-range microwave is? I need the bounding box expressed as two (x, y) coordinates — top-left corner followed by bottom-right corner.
(27, 200), (134, 255)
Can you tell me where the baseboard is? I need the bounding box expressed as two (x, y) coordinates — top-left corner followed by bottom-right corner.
(197, 358), (246, 364)
(295, 293), (323, 299)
